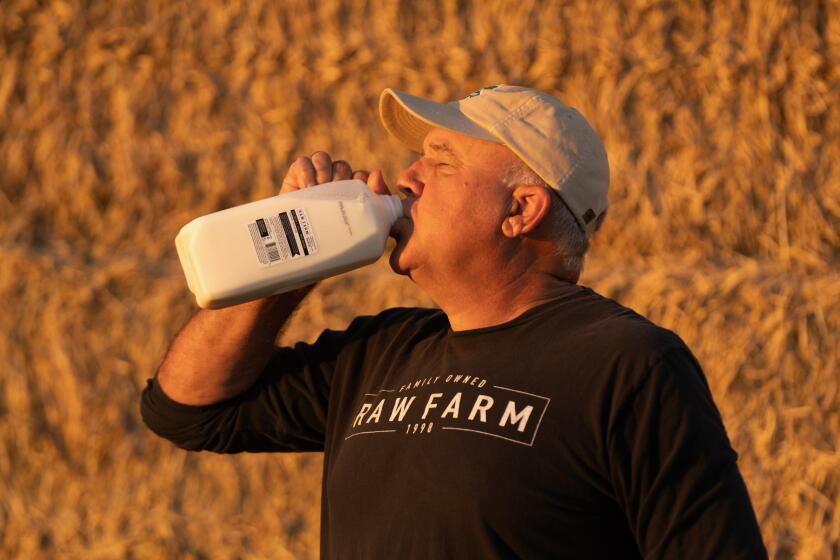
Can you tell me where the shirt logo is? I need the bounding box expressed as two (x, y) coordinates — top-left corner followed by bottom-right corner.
(345, 373), (551, 447)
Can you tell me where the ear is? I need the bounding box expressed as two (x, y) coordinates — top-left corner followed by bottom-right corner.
(501, 185), (552, 239)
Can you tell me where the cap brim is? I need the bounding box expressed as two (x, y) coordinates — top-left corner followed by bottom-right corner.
(379, 88), (499, 153)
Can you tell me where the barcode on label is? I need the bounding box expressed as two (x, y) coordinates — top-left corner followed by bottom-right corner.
(265, 241), (280, 262)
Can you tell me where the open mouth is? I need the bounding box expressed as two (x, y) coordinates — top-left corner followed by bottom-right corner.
(390, 215), (412, 240)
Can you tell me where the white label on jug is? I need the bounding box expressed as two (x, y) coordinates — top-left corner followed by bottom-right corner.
(247, 208), (319, 266)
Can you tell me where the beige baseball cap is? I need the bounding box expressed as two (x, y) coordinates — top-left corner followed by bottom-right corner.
(379, 85), (610, 235)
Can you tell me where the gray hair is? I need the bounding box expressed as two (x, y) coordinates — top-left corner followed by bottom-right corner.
(501, 162), (596, 282)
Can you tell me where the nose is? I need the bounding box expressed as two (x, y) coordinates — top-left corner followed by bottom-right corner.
(396, 160), (424, 198)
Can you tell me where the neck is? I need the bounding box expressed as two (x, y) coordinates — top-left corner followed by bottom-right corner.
(419, 263), (576, 332)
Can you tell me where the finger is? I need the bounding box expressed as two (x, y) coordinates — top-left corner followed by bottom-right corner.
(366, 169), (391, 195)
(281, 156), (316, 192)
(311, 151), (333, 184)
(332, 160), (352, 181)
(353, 170), (369, 182)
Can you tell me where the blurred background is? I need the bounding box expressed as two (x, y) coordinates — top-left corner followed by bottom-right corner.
(0, 0), (838, 557)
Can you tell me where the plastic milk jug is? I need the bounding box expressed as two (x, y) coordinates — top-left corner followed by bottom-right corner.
(175, 179), (403, 309)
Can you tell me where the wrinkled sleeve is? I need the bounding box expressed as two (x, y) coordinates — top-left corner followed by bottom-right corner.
(140, 325), (355, 454)
(608, 347), (767, 559)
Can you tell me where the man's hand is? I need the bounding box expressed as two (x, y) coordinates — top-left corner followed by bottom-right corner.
(280, 151), (391, 195)
(154, 151), (394, 407)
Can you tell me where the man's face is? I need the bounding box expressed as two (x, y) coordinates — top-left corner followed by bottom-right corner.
(389, 127), (520, 283)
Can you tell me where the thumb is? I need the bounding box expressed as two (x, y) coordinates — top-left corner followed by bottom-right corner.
(366, 169), (391, 195)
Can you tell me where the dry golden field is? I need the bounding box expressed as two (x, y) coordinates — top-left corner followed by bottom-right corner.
(1, 0), (838, 558)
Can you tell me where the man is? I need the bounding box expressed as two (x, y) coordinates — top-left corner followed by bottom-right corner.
(141, 85), (767, 558)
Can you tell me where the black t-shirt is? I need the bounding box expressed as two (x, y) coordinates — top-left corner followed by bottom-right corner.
(141, 282), (767, 559)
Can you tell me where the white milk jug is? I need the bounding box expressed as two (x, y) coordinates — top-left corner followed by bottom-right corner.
(175, 179), (403, 309)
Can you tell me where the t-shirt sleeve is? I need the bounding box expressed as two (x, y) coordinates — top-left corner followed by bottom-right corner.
(607, 347), (767, 559)
(140, 324), (357, 454)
